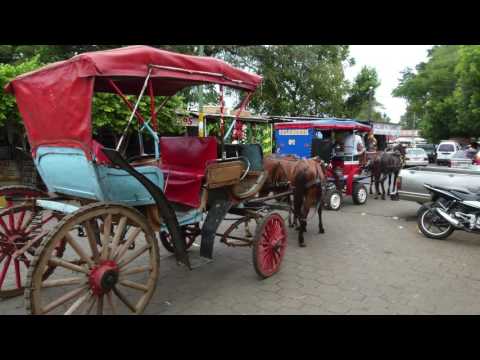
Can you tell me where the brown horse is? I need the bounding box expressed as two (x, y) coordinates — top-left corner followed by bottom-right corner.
(368, 144), (405, 200)
(367, 151), (384, 199)
(260, 154), (326, 247)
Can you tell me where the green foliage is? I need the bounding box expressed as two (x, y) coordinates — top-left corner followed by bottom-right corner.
(343, 66), (390, 122)
(0, 55), (43, 128)
(223, 45), (351, 116)
(345, 66), (380, 116)
(393, 45), (462, 142)
(206, 119), (273, 154)
(91, 93), (185, 136)
(453, 45), (480, 137)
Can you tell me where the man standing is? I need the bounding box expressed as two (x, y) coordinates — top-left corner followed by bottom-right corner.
(344, 131), (366, 165)
(366, 131), (378, 152)
(466, 140), (479, 160)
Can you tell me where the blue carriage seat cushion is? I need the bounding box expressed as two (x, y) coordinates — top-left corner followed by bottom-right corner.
(160, 136), (218, 208)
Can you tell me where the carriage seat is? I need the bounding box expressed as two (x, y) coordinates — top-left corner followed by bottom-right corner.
(224, 144), (268, 199)
(92, 140), (112, 165)
(160, 136), (218, 208)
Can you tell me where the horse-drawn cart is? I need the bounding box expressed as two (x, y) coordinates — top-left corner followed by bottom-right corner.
(274, 119), (372, 210)
(0, 46), (289, 314)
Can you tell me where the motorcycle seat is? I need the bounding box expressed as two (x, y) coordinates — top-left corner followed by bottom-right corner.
(450, 190), (480, 201)
(426, 184), (480, 201)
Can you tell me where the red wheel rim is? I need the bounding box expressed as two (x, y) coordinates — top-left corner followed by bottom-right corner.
(160, 223), (199, 252)
(256, 214), (287, 277)
(0, 205), (62, 297)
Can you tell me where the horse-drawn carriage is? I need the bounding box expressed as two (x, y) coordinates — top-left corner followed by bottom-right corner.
(274, 119), (372, 210)
(0, 46), (289, 314)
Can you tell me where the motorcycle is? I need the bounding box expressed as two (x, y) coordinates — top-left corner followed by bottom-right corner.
(417, 183), (480, 240)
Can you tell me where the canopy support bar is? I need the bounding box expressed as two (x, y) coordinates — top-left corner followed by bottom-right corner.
(153, 96), (172, 119)
(219, 85), (225, 159)
(116, 68), (153, 152)
(108, 79), (147, 125)
(148, 79), (158, 132)
(225, 92), (253, 143)
(148, 64), (246, 85)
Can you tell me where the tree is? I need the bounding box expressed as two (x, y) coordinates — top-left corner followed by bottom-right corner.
(222, 45), (351, 116)
(392, 45), (461, 142)
(453, 45), (480, 137)
(344, 66), (380, 118)
(0, 55), (43, 128)
(343, 65), (391, 122)
(91, 93), (185, 137)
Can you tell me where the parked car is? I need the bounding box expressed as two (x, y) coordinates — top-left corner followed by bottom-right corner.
(397, 166), (480, 204)
(436, 141), (461, 166)
(450, 149), (480, 169)
(404, 147), (429, 167)
(415, 143), (436, 163)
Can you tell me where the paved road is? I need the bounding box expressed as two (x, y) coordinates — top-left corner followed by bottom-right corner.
(2, 194), (480, 315)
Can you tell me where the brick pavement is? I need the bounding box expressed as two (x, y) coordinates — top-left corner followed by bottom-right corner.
(2, 196), (480, 315)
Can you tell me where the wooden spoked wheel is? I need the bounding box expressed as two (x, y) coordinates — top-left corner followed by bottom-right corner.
(159, 223), (200, 253)
(25, 203), (160, 315)
(0, 205), (63, 298)
(0, 186), (48, 208)
(252, 213), (287, 279)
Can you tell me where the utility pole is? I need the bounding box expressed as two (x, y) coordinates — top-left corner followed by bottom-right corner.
(368, 86), (373, 122)
(197, 45), (205, 136)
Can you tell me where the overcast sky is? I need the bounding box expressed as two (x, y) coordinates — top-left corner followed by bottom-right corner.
(344, 45), (433, 123)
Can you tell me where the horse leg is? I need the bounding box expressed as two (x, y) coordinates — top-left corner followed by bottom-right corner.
(390, 173), (394, 196)
(369, 175), (374, 195)
(380, 175), (386, 200)
(374, 176), (379, 199)
(298, 218), (307, 247)
(288, 209), (294, 228)
(391, 172), (399, 200)
(318, 203), (324, 234)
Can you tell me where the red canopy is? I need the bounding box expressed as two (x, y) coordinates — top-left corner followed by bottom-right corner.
(4, 45), (262, 156)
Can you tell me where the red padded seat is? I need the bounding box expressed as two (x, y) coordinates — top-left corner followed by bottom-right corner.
(160, 136), (218, 208)
(92, 140), (112, 165)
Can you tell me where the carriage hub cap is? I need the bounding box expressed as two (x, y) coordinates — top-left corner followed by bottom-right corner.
(89, 261), (119, 295)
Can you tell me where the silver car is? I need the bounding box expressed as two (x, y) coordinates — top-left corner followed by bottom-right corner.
(450, 149), (480, 169)
(398, 166), (480, 204)
(404, 148), (429, 167)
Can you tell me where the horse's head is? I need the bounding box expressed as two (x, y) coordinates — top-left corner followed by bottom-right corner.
(392, 144), (406, 157)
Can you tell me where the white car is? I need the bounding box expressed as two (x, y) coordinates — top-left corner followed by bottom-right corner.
(436, 141), (461, 166)
(404, 147), (429, 167)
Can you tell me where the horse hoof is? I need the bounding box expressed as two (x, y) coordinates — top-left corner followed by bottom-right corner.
(374, 196), (378, 200)
(299, 242), (306, 248)
(319, 228), (325, 234)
